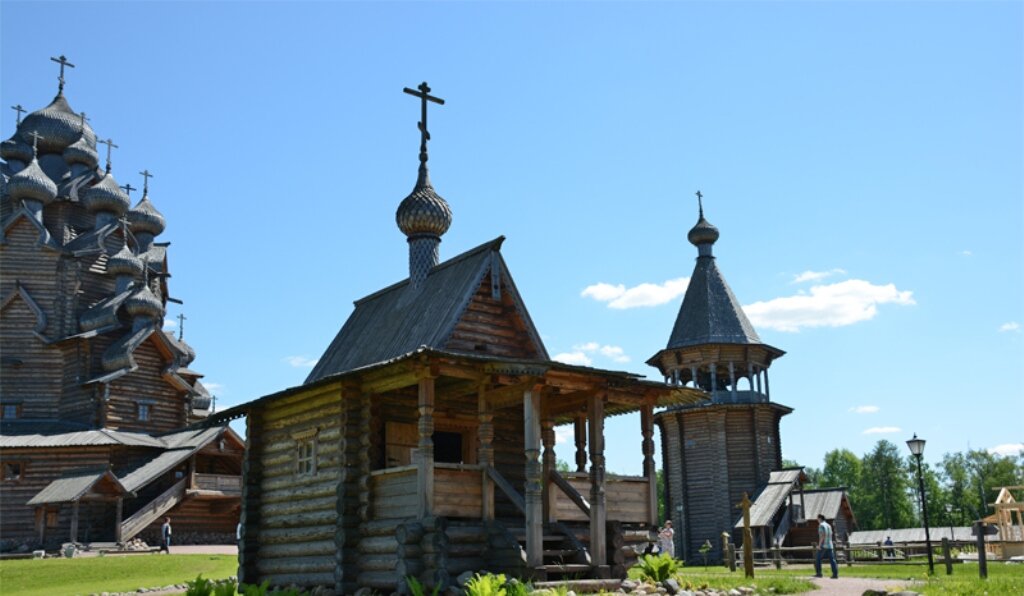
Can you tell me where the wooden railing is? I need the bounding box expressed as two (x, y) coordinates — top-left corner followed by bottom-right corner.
(552, 472), (650, 523)
(192, 473), (242, 494)
(120, 478), (186, 541)
(550, 470), (590, 516)
(435, 463), (482, 518)
(370, 465), (418, 520)
(485, 465), (525, 515)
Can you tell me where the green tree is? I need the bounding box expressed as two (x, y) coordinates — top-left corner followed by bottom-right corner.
(941, 452), (978, 523)
(965, 449), (1024, 518)
(859, 440), (915, 530)
(821, 448), (863, 511)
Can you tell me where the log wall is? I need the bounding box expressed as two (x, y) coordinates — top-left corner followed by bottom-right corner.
(445, 272), (541, 359)
(106, 341), (186, 434)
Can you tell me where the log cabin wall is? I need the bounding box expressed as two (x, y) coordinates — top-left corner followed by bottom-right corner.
(444, 273), (541, 360)
(0, 446), (111, 546)
(58, 341), (98, 425)
(253, 383), (347, 591)
(106, 341), (185, 433)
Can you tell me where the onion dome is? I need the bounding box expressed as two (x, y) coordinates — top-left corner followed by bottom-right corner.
(191, 381), (212, 411)
(179, 339), (196, 366)
(396, 180), (453, 237)
(82, 173), (130, 215)
(1, 133), (33, 163)
(7, 149), (58, 205)
(124, 284), (163, 320)
(19, 94), (95, 154)
(127, 194), (166, 236)
(687, 215), (720, 247)
(107, 244), (143, 277)
(62, 133), (99, 169)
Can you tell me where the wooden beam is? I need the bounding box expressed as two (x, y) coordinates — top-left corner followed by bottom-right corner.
(70, 500), (80, 543)
(485, 379), (540, 409)
(114, 497), (123, 543)
(524, 388), (543, 567)
(478, 387), (495, 521)
(641, 401), (657, 526)
(360, 370), (419, 394)
(417, 376), (436, 518)
(542, 417), (556, 524)
(588, 393), (607, 566)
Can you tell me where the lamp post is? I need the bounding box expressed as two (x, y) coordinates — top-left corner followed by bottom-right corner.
(907, 433), (935, 574)
(945, 503), (955, 542)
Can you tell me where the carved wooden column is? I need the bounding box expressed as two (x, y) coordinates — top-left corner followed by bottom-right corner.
(574, 414), (587, 472)
(690, 365), (698, 390)
(542, 417), (556, 524)
(641, 401), (657, 526)
(114, 497), (123, 543)
(478, 386), (495, 521)
(710, 363), (718, 393)
(523, 388), (543, 568)
(417, 374), (436, 518)
(357, 390), (371, 523)
(763, 369), (770, 399)
(728, 362), (737, 402)
(70, 500), (79, 543)
(588, 393), (607, 566)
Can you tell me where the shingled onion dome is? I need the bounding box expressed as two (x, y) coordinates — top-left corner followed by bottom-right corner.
(1, 133), (33, 164)
(62, 132), (99, 171)
(128, 193), (165, 252)
(19, 94), (95, 154)
(190, 380), (212, 411)
(7, 146), (58, 208)
(82, 173), (130, 223)
(687, 212), (720, 257)
(108, 243), (143, 293)
(125, 284), (163, 331)
(396, 168), (453, 287)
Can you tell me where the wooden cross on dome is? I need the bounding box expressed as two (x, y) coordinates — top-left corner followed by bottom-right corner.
(50, 55), (75, 93)
(403, 82), (445, 166)
(120, 183), (137, 197)
(97, 138), (118, 172)
(26, 130), (43, 153)
(78, 111), (90, 132)
(11, 104), (26, 125)
(177, 313), (186, 341)
(139, 169), (154, 195)
(696, 190), (704, 218)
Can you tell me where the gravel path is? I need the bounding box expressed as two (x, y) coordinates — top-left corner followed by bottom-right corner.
(807, 575), (920, 595)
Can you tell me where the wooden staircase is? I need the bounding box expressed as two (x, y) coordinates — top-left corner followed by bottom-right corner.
(119, 478), (187, 542)
(508, 524), (593, 580)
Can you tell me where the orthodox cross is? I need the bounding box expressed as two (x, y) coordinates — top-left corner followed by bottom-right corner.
(97, 138), (118, 172)
(50, 55), (75, 93)
(695, 190), (704, 218)
(118, 214), (132, 249)
(120, 182), (137, 197)
(78, 111), (90, 132)
(402, 82), (445, 167)
(177, 313), (186, 341)
(211, 394), (217, 414)
(11, 104), (26, 125)
(26, 130), (44, 153)
(139, 169), (154, 195)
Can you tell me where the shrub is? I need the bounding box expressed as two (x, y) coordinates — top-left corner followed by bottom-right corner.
(186, 575), (217, 596)
(464, 573), (509, 596)
(632, 553), (682, 582)
(405, 576), (441, 596)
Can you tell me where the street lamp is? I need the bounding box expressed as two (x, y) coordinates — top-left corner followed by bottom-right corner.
(907, 433), (935, 574)
(945, 503), (955, 542)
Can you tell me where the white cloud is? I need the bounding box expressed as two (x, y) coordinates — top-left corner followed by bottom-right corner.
(743, 279), (916, 332)
(863, 426), (902, 435)
(554, 426), (574, 445)
(961, 250), (973, 257)
(553, 352), (593, 366)
(849, 405), (879, 414)
(283, 355), (319, 368)
(203, 382), (224, 394)
(793, 269), (847, 284)
(999, 322), (1021, 333)
(570, 342), (631, 364)
(988, 443), (1024, 457)
(581, 277), (689, 309)
(163, 318), (177, 330)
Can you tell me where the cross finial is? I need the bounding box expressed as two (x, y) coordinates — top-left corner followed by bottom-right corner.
(118, 214), (131, 248)
(695, 190), (704, 218)
(177, 313), (187, 341)
(402, 81), (445, 184)
(211, 394), (217, 414)
(139, 169), (154, 195)
(50, 55), (75, 93)
(78, 111), (90, 132)
(97, 138), (118, 173)
(11, 104), (26, 125)
(26, 130), (43, 154)
(120, 182), (137, 197)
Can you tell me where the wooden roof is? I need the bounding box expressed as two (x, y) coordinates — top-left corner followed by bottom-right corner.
(306, 237), (547, 382)
(28, 468), (132, 505)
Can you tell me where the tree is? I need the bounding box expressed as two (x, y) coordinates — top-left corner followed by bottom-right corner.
(965, 449), (1024, 518)
(859, 440), (915, 530)
(941, 452), (977, 524)
(821, 448), (863, 511)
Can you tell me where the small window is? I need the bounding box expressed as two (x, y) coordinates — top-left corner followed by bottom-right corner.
(2, 404), (21, 419)
(46, 509), (58, 528)
(2, 462), (23, 482)
(296, 437), (317, 476)
(137, 403), (151, 421)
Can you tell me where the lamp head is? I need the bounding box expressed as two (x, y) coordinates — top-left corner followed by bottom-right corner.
(906, 433), (926, 457)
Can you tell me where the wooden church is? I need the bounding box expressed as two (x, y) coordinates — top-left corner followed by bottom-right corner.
(211, 84), (705, 594)
(0, 57), (243, 551)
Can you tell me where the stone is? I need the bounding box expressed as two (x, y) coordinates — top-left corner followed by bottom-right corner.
(456, 571), (476, 587)
(664, 578), (681, 595)
(727, 590), (741, 596)
(354, 588), (374, 596)
(621, 579), (638, 592)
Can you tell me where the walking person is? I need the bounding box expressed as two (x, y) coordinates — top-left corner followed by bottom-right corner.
(160, 517), (172, 554)
(814, 514), (838, 579)
(658, 520), (675, 558)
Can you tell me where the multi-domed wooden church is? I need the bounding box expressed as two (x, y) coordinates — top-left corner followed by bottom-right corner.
(0, 57), (243, 551)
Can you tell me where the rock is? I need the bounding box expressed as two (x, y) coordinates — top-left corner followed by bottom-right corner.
(621, 579), (638, 592)
(456, 571), (476, 587)
(861, 591), (886, 596)
(664, 578), (681, 594)
(728, 590), (741, 596)
(354, 588), (374, 596)
(738, 588), (754, 595)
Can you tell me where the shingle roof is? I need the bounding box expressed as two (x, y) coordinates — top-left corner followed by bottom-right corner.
(802, 489), (848, 521)
(736, 468), (808, 528)
(120, 426), (229, 492)
(27, 469), (131, 505)
(0, 426), (165, 448)
(306, 237), (547, 382)
(849, 527), (990, 545)
(668, 255), (762, 349)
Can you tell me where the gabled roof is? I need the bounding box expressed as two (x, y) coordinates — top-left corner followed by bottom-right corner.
(306, 237), (547, 382)
(736, 468), (808, 528)
(27, 468), (132, 505)
(0, 425), (166, 448)
(0, 205), (59, 249)
(668, 255), (763, 349)
(802, 488), (854, 523)
(120, 425), (237, 492)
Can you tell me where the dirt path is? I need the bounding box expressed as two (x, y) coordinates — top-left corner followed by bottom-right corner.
(808, 575), (920, 595)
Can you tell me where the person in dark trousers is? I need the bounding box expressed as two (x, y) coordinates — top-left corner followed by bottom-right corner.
(160, 517), (172, 554)
(815, 514), (838, 578)
(884, 535), (895, 559)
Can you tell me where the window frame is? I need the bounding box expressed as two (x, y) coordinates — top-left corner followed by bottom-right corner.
(1, 403), (22, 419)
(2, 461), (24, 483)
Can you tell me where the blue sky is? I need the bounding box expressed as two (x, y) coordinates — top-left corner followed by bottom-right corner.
(3, 1), (1021, 475)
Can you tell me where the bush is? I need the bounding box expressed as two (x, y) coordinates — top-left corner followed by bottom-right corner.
(405, 576), (441, 596)
(632, 553), (682, 582)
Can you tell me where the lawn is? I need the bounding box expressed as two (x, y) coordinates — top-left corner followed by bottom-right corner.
(0, 554), (237, 596)
(672, 562), (1024, 595)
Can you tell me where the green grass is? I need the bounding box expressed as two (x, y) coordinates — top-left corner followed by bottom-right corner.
(666, 562), (1024, 595)
(0, 554), (237, 596)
